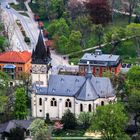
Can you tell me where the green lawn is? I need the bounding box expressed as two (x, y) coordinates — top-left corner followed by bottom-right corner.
(19, 12), (29, 17)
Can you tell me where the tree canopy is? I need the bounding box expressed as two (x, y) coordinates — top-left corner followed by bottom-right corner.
(13, 87), (28, 119)
(90, 103), (128, 140)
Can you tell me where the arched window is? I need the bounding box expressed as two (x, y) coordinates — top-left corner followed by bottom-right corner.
(88, 104), (92, 112)
(65, 99), (72, 108)
(50, 98), (57, 106)
(39, 98), (42, 106)
(80, 104), (83, 112)
(101, 101), (104, 106)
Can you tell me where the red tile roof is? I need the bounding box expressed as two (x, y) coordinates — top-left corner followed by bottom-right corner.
(0, 51), (31, 63)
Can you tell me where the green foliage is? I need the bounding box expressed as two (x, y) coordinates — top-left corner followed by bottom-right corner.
(126, 66), (140, 91)
(61, 109), (77, 130)
(29, 118), (48, 140)
(47, 18), (70, 37)
(78, 112), (93, 130)
(90, 103), (128, 140)
(127, 90), (140, 126)
(0, 36), (6, 52)
(13, 87), (28, 119)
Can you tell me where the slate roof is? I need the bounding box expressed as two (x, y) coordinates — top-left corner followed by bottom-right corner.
(32, 31), (51, 64)
(34, 71), (115, 101)
(80, 53), (119, 62)
(0, 51), (31, 63)
(0, 120), (32, 133)
(79, 50), (120, 66)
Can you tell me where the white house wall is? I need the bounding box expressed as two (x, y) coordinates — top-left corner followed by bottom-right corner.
(31, 94), (116, 119)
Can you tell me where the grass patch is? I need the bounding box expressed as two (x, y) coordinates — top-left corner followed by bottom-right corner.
(19, 12), (29, 17)
(52, 129), (85, 137)
(10, 3), (27, 11)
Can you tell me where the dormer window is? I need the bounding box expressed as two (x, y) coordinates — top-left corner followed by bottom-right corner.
(52, 88), (56, 93)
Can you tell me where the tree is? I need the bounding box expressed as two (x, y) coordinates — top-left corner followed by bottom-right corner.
(126, 23), (140, 57)
(67, 0), (86, 19)
(126, 66), (140, 92)
(0, 36), (6, 52)
(127, 0), (140, 23)
(8, 126), (24, 140)
(78, 112), (92, 130)
(71, 15), (94, 48)
(47, 18), (70, 37)
(13, 87), (28, 119)
(61, 109), (77, 129)
(90, 103), (128, 140)
(94, 24), (104, 47)
(67, 30), (82, 53)
(86, 0), (112, 25)
(29, 119), (49, 140)
(127, 90), (140, 126)
(111, 73), (126, 101)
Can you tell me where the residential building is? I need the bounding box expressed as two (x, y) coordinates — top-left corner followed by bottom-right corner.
(0, 51), (31, 79)
(78, 49), (121, 76)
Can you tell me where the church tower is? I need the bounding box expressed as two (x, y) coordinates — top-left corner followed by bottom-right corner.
(31, 31), (51, 86)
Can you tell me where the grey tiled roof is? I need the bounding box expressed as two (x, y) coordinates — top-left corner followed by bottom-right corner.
(0, 120), (32, 133)
(81, 53), (119, 62)
(34, 74), (115, 101)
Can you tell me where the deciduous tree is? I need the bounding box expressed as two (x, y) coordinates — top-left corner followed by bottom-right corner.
(61, 109), (77, 129)
(29, 119), (49, 140)
(90, 103), (129, 140)
(86, 0), (112, 25)
(13, 87), (28, 119)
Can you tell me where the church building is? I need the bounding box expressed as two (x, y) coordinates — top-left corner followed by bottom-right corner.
(31, 32), (116, 119)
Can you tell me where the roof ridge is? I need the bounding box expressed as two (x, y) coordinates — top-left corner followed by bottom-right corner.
(15, 52), (26, 63)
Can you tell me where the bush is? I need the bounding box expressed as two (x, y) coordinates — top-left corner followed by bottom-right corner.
(61, 109), (77, 130)
(24, 37), (30, 43)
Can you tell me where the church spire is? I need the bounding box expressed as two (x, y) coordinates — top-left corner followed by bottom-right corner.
(32, 30), (51, 64)
(85, 61), (92, 79)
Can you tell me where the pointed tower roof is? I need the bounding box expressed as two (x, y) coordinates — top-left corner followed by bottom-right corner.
(32, 31), (51, 64)
(85, 62), (92, 79)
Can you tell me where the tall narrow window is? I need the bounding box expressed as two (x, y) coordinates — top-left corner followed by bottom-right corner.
(101, 101), (104, 106)
(88, 104), (92, 112)
(80, 104), (83, 112)
(65, 99), (72, 108)
(50, 98), (57, 106)
(39, 98), (42, 106)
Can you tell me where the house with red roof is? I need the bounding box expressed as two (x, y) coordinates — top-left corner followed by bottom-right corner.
(0, 51), (31, 79)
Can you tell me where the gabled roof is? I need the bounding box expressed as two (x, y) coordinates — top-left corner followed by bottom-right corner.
(34, 73), (115, 101)
(0, 120), (32, 133)
(32, 31), (51, 64)
(0, 51), (31, 63)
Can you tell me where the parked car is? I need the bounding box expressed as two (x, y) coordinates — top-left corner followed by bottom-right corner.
(127, 63), (132, 68)
(122, 63), (126, 68)
(6, 4), (10, 9)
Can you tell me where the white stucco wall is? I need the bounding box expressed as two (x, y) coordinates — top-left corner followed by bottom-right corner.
(31, 93), (116, 119)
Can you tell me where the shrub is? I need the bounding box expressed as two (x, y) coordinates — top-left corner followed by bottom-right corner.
(61, 109), (77, 130)
(24, 37), (30, 43)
